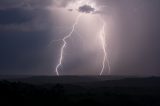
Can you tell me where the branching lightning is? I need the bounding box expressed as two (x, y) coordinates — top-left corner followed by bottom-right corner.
(55, 14), (82, 76)
(99, 19), (111, 75)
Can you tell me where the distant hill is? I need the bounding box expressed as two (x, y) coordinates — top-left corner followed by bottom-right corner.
(0, 75), (160, 87)
(0, 76), (160, 106)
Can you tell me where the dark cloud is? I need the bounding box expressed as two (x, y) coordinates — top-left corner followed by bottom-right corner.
(0, 0), (53, 10)
(0, 0), (74, 32)
(78, 5), (95, 13)
(0, 0), (53, 32)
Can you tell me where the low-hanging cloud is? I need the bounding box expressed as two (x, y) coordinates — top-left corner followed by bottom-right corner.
(78, 5), (95, 13)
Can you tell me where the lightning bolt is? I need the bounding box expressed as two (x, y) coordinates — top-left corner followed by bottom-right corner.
(55, 14), (82, 76)
(99, 19), (111, 75)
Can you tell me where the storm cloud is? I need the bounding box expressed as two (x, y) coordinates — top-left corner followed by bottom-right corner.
(0, 0), (160, 75)
(78, 5), (95, 13)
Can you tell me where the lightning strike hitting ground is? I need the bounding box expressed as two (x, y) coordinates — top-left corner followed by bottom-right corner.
(99, 20), (111, 75)
(53, 0), (112, 76)
(55, 14), (82, 76)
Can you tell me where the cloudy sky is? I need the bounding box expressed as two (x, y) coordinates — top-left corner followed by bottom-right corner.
(0, 0), (160, 76)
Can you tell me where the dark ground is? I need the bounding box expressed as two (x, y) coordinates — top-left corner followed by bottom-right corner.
(0, 76), (160, 106)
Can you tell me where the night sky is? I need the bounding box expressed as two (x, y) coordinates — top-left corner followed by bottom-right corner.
(0, 0), (160, 76)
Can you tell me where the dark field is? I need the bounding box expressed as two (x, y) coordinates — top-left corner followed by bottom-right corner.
(0, 76), (160, 106)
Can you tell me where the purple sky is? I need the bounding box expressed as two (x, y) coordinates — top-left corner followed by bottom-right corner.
(0, 0), (160, 76)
